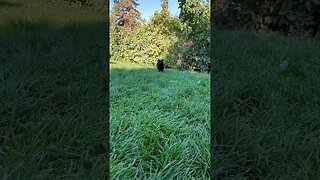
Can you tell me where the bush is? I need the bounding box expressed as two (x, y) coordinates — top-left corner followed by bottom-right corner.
(167, 30), (210, 72)
(172, 0), (210, 72)
(110, 0), (211, 72)
(110, 24), (178, 66)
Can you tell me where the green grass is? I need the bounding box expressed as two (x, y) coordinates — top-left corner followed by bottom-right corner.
(2, 0), (319, 178)
(110, 62), (210, 178)
(0, 0), (107, 178)
(212, 29), (320, 179)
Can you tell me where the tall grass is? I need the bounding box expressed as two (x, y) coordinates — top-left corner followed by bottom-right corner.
(212, 29), (320, 179)
(2, 0), (319, 178)
(110, 62), (210, 179)
(0, 0), (108, 178)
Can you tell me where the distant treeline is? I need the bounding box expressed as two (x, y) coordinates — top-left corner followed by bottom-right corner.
(58, 0), (107, 6)
(110, 0), (210, 72)
(213, 0), (320, 39)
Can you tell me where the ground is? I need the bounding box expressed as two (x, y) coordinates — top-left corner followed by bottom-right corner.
(1, 0), (320, 178)
(110, 61), (210, 178)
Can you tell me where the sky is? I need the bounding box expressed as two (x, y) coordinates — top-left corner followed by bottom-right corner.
(109, 0), (180, 21)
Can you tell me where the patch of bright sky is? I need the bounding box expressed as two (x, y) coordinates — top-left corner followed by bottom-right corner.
(109, 0), (180, 22)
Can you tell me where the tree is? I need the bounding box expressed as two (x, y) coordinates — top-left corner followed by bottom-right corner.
(177, 0), (210, 36)
(111, 0), (142, 30)
(175, 0), (210, 72)
(149, 0), (182, 36)
(160, 0), (169, 16)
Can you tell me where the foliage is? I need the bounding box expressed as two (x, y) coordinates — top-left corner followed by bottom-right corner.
(61, 0), (106, 6)
(167, 29), (210, 72)
(148, 1), (182, 36)
(147, 2), (184, 67)
(186, 31), (210, 72)
(110, 23), (178, 66)
(110, 0), (211, 72)
(110, 0), (180, 67)
(213, 0), (320, 38)
(178, 0), (210, 36)
(173, 0), (210, 72)
(111, 0), (142, 30)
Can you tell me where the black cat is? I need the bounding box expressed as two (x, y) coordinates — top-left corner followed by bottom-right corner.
(157, 59), (164, 72)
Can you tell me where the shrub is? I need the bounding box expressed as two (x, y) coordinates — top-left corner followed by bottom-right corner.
(167, 30), (210, 72)
(110, 0), (211, 72)
(110, 24), (178, 66)
(173, 0), (210, 72)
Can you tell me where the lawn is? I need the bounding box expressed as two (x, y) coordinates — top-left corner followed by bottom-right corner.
(212, 29), (320, 179)
(110, 61), (210, 178)
(0, 0), (108, 178)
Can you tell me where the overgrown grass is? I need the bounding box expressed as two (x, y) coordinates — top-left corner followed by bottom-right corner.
(110, 62), (210, 178)
(2, 0), (319, 178)
(212, 29), (320, 179)
(0, 0), (107, 178)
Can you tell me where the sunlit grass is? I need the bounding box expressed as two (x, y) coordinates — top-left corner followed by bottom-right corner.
(110, 61), (210, 179)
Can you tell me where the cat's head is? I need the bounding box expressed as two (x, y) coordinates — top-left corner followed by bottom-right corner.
(158, 59), (163, 63)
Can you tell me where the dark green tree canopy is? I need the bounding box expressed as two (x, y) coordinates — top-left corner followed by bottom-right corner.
(213, 0), (320, 38)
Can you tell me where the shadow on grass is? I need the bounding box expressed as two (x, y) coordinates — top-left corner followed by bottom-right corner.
(0, 15), (108, 179)
(211, 29), (320, 179)
(0, 0), (21, 7)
